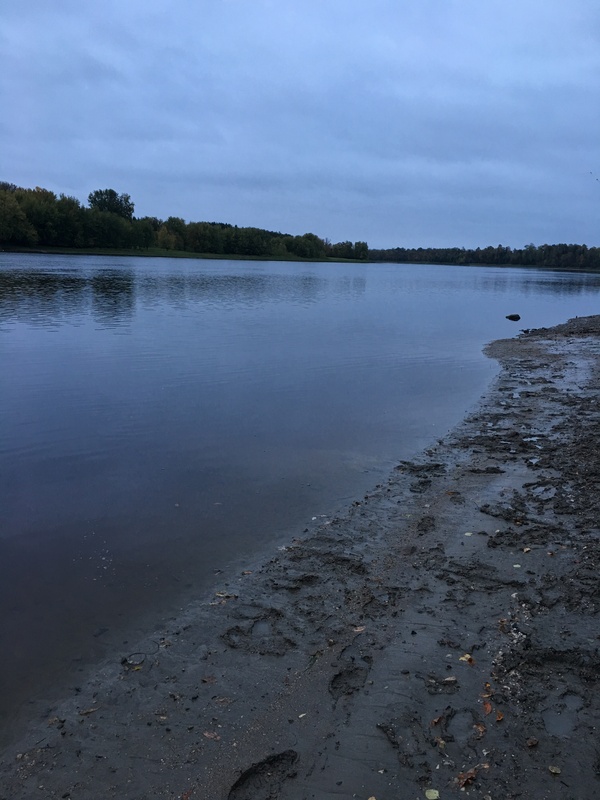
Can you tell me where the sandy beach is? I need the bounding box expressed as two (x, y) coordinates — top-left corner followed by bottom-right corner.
(2, 315), (600, 800)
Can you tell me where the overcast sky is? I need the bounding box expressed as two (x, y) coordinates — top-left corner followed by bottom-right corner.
(2, 0), (599, 248)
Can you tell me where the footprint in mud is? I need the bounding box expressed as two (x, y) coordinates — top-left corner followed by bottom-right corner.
(329, 664), (369, 700)
(417, 515), (436, 533)
(228, 750), (298, 800)
(542, 692), (584, 737)
(221, 620), (296, 656)
(409, 479), (431, 493)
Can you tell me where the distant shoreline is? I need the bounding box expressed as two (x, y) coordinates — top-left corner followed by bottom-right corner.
(1, 247), (598, 272)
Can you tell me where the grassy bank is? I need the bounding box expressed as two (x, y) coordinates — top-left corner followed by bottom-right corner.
(1, 245), (365, 263)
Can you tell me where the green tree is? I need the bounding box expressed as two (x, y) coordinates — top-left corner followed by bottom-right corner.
(88, 189), (134, 220)
(354, 241), (369, 260)
(84, 209), (132, 248)
(55, 194), (85, 247)
(163, 217), (186, 250)
(131, 217), (156, 249)
(157, 225), (178, 250)
(331, 240), (354, 259)
(0, 190), (38, 245)
(14, 187), (59, 245)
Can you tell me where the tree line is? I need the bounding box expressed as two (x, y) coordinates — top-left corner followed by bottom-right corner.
(0, 182), (368, 261)
(1, 181), (597, 269)
(368, 242), (600, 270)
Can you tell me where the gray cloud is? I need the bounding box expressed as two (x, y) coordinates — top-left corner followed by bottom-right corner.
(2, 0), (599, 247)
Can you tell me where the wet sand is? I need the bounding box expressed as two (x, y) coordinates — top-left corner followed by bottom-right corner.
(2, 315), (600, 799)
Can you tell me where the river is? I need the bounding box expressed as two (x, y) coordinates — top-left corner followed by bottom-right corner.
(1, 253), (599, 728)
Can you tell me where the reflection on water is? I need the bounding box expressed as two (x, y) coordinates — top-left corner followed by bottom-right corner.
(0, 268), (136, 328)
(91, 271), (135, 326)
(1, 253), (599, 735)
(0, 266), (341, 326)
(2, 261), (598, 329)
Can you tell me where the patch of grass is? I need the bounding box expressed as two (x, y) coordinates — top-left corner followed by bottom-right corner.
(2, 245), (366, 263)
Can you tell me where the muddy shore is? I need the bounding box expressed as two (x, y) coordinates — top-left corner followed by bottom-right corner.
(2, 316), (600, 800)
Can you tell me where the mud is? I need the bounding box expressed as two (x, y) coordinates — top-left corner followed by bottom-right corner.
(2, 315), (600, 799)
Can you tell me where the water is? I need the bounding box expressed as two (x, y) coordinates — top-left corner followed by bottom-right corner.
(1, 253), (599, 729)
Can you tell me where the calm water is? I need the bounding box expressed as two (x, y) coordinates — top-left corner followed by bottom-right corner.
(1, 253), (599, 727)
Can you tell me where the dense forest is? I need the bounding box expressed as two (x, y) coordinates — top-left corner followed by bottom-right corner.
(0, 183), (367, 260)
(1, 181), (598, 269)
(369, 243), (600, 270)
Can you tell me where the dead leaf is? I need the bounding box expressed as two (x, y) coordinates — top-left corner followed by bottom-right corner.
(241, 570), (252, 575)
(496, 711), (504, 722)
(459, 653), (475, 666)
(214, 696), (233, 706)
(549, 766), (561, 775)
(203, 731), (221, 740)
(526, 737), (539, 748)
(442, 676), (457, 684)
(456, 768), (477, 788)
(79, 707), (98, 716)
(433, 737), (446, 749)
(523, 547), (531, 553)
(201, 675), (217, 684)
(473, 723), (486, 738)
(353, 625), (366, 633)
(483, 701), (493, 716)
(430, 715), (444, 727)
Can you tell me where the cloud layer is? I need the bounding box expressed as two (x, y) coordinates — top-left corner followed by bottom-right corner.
(3, 0), (600, 247)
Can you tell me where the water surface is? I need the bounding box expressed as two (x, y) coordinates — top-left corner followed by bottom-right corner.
(1, 254), (599, 727)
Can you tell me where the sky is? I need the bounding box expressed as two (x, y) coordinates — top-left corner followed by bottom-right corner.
(2, 0), (600, 249)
